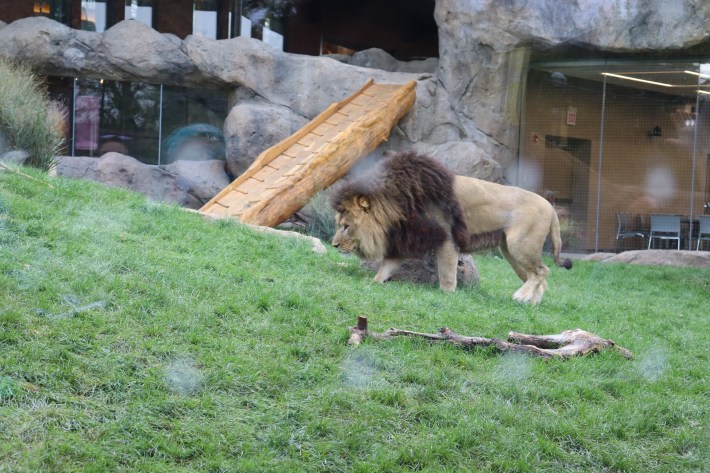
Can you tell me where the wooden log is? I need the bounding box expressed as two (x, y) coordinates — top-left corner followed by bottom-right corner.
(239, 81), (416, 226)
(200, 80), (417, 227)
(348, 317), (633, 359)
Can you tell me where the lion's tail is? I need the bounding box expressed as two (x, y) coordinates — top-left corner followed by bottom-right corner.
(550, 211), (573, 270)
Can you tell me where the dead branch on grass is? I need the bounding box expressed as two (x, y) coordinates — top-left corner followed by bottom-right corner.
(347, 316), (633, 360)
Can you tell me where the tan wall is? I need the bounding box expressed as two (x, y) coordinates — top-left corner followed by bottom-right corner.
(521, 70), (709, 251)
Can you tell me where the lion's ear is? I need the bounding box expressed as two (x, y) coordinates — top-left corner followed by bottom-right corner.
(357, 196), (370, 210)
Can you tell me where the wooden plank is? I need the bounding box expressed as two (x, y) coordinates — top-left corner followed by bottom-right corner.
(200, 79), (417, 227)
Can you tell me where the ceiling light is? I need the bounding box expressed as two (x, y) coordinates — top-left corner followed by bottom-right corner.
(601, 72), (672, 87)
(684, 70), (710, 80)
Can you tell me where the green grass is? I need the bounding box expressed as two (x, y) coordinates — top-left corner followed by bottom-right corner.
(1, 167), (708, 472)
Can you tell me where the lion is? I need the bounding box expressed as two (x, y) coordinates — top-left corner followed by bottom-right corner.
(330, 150), (572, 304)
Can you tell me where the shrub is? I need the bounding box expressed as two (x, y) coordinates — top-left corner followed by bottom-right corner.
(0, 58), (65, 171)
(302, 190), (336, 241)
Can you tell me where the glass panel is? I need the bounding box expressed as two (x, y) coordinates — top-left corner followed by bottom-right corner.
(193, 0), (218, 39)
(74, 78), (161, 163)
(160, 85), (228, 165)
(519, 68), (604, 253)
(125, 0), (152, 27)
(522, 60), (706, 253)
(236, 0), (287, 49)
(81, 0), (107, 32)
(34, 0), (69, 23)
(598, 63), (699, 251)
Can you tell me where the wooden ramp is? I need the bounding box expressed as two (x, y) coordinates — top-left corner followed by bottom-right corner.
(199, 79), (417, 227)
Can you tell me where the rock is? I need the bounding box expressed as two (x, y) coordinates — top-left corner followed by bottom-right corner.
(54, 153), (231, 208)
(362, 253), (480, 287)
(0, 150), (31, 165)
(428, 141), (504, 182)
(223, 100), (308, 177)
(583, 250), (710, 269)
(349, 48), (438, 73)
(162, 159), (231, 203)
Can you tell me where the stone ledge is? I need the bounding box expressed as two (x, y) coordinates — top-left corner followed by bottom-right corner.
(583, 250), (710, 269)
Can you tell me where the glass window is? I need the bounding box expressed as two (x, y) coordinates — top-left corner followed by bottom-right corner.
(74, 78), (161, 163)
(193, 0), (218, 39)
(235, 0), (287, 49)
(125, 0), (152, 27)
(80, 0), (107, 32)
(34, 0), (70, 23)
(66, 78), (227, 166)
(521, 60), (708, 253)
(160, 85), (227, 165)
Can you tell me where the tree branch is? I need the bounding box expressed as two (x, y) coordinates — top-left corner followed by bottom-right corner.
(348, 317), (633, 360)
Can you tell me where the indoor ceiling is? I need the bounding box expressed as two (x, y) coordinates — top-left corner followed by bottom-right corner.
(533, 61), (710, 98)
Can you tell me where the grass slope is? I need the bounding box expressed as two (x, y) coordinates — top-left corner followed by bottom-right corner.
(1, 167), (708, 472)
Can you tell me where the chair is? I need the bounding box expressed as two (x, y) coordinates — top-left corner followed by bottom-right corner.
(648, 214), (681, 250)
(696, 215), (710, 251)
(615, 212), (645, 251)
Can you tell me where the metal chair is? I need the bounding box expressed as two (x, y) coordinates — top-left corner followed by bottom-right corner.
(648, 214), (681, 250)
(696, 215), (710, 251)
(615, 212), (645, 251)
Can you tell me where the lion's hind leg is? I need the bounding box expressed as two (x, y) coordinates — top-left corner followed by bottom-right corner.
(504, 232), (550, 304)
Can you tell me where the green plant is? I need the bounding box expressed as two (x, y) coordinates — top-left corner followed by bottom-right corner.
(0, 58), (65, 171)
(302, 190), (337, 241)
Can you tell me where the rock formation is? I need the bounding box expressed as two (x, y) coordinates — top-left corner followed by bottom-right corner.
(1, 1), (709, 191)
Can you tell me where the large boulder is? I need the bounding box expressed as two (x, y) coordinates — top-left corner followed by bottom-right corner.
(427, 141), (504, 182)
(348, 48), (438, 74)
(53, 153), (230, 208)
(223, 99), (308, 177)
(162, 159), (231, 203)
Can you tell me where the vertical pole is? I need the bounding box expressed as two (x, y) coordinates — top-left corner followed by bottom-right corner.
(688, 80), (701, 249)
(157, 83), (164, 165)
(71, 78), (77, 157)
(594, 75), (607, 253)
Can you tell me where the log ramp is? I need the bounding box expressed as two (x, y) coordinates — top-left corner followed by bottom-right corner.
(199, 79), (417, 227)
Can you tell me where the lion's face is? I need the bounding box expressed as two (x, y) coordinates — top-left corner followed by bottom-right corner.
(331, 195), (390, 261)
(332, 210), (359, 254)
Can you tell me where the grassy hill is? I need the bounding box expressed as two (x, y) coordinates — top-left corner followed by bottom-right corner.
(1, 166), (708, 472)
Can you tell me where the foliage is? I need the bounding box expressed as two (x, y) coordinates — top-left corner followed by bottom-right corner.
(0, 58), (65, 171)
(0, 167), (708, 472)
(302, 190), (337, 242)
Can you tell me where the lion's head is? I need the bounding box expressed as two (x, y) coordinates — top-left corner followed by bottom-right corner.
(330, 151), (469, 261)
(331, 193), (402, 261)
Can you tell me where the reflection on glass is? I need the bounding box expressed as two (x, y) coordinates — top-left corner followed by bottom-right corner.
(193, 0), (218, 39)
(74, 78), (161, 163)
(71, 79), (228, 165)
(236, 0), (294, 49)
(160, 85), (227, 165)
(81, 0), (107, 32)
(125, 0), (152, 27)
(34, 0), (69, 23)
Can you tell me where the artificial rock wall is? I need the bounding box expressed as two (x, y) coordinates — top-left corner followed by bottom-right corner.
(1, 0), (709, 181)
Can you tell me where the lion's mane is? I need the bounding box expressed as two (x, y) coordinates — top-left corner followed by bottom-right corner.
(330, 151), (469, 260)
